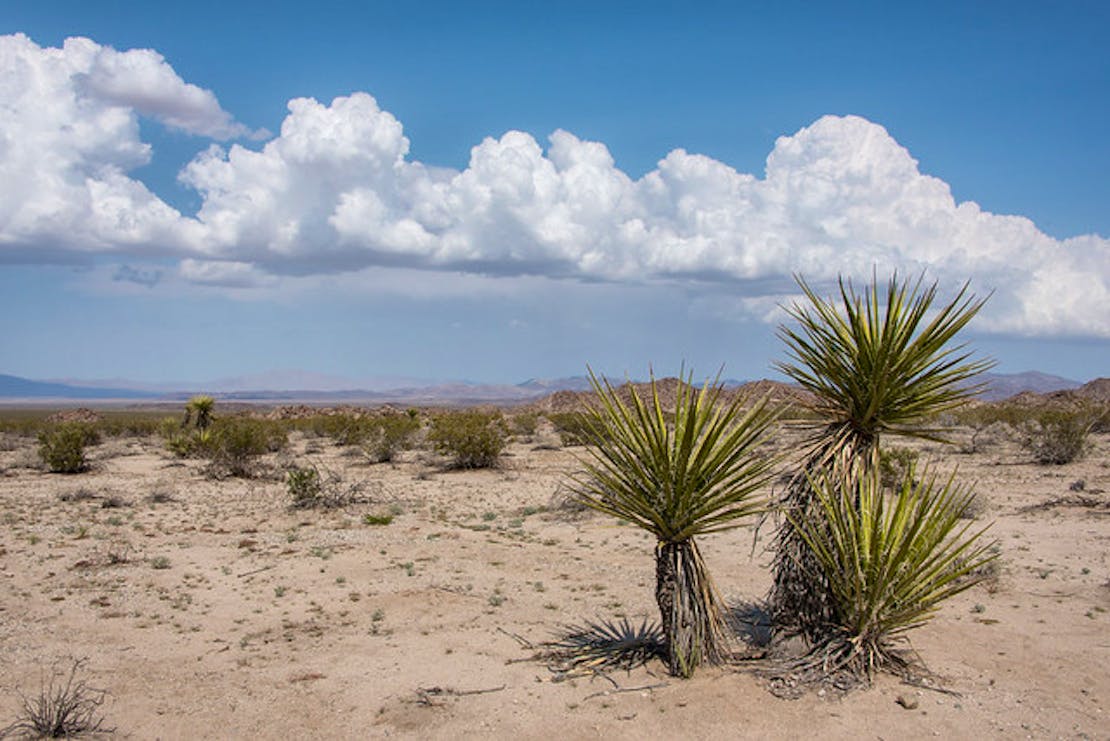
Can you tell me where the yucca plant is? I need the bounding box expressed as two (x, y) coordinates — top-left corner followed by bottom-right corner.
(573, 370), (779, 677)
(184, 395), (215, 431)
(770, 274), (993, 640)
(791, 466), (996, 677)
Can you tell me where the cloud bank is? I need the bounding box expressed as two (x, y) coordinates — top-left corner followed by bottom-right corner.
(1, 34), (1107, 336)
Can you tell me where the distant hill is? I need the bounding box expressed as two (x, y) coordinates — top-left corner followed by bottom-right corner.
(977, 372), (1080, 401)
(0, 374), (156, 400)
(1, 369), (1098, 406)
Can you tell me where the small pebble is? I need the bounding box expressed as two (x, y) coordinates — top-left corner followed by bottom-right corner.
(896, 694), (919, 710)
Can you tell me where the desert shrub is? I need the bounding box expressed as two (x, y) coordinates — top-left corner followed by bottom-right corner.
(91, 411), (169, 438)
(204, 418), (287, 477)
(951, 405), (1008, 454)
(38, 423), (100, 473)
(319, 414), (375, 446)
(363, 414), (421, 463)
(286, 463), (363, 509)
(0, 658), (112, 738)
(547, 411), (593, 446)
(0, 410), (51, 437)
(428, 410), (508, 469)
(878, 447), (919, 490)
(1016, 408), (1096, 465)
(286, 466), (323, 507)
(508, 411), (539, 439)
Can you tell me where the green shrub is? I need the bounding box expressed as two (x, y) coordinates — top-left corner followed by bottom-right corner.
(91, 411), (170, 438)
(951, 405), (1007, 454)
(321, 414), (374, 446)
(1016, 408), (1096, 465)
(363, 414), (421, 463)
(508, 411), (539, 439)
(878, 447), (919, 490)
(428, 410), (508, 469)
(547, 412), (592, 447)
(285, 463), (361, 508)
(287, 466), (323, 508)
(204, 418), (287, 477)
(38, 423), (100, 473)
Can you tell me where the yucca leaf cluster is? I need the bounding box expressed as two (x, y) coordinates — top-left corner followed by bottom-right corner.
(793, 467), (996, 675)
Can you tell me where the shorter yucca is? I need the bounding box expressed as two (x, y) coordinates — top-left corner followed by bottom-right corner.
(791, 465), (996, 677)
(573, 369), (779, 677)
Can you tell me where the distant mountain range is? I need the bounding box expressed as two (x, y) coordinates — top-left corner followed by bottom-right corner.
(0, 369), (1094, 405)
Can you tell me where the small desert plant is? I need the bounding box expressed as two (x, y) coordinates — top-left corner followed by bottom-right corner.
(38, 423), (100, 474)
(204, 418), (286, 478)
(363, 414), (421, 463)
(286, 466), (324, 508)
(1015, 407), (1097, 465)
(0, 658), (112, 739)
(572, 369), (779, 678)
(951, 404), (1006, 454)
(318, 414), (374, 446)
(427, 410), (508, 469)
(547, 412), (592, 446)
(286, 463), (363, 509)
(790, 468), (996, 678)
(878, 447), (919, 490)
(508, 411), (539, 439)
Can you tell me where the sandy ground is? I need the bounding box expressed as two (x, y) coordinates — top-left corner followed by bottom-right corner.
(0, 423), (1107, 739)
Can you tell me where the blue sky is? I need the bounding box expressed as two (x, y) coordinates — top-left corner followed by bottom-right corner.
(1, 0), (1107, 385)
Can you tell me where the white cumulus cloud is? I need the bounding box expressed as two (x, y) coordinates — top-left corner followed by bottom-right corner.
(0, 34), (1107, 338)
(0, 34), (250, 258)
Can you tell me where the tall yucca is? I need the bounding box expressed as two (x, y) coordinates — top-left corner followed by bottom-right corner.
(573, 369), (779, 677)
(770, 274), (993, 640)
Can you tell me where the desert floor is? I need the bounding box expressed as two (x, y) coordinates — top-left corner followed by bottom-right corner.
(1, 423), (1107, 739)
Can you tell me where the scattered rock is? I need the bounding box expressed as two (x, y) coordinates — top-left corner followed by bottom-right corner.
(896, 694), (919, 710)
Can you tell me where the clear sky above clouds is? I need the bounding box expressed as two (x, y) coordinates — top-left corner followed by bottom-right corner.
(1, 0), (1107, 384)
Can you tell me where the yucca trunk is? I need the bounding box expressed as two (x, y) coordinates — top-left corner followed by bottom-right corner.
(655, 538), (728, 677)
(770, 429), (878, 641)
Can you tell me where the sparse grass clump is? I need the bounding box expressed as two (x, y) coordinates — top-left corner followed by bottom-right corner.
(0, 658), (112, 739)
(38, 423), (100, 474)
(428, 410), (508, 469)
